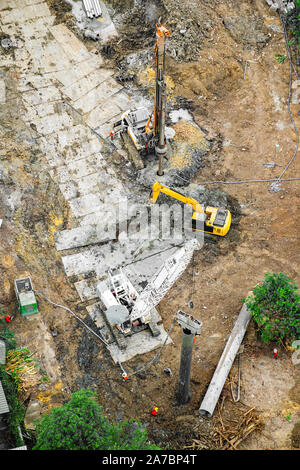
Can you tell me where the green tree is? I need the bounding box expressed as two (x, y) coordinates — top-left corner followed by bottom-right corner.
(33, 389), (159, 450)
(245, 272), (300, 344)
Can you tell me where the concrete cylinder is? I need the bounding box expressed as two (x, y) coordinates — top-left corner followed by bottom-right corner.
(176, 329), (194, 405)
(199, 303), (251, 417)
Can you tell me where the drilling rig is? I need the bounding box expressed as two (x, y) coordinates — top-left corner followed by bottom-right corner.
(96, 239), (200, 350)
(111, 21), (171, 173)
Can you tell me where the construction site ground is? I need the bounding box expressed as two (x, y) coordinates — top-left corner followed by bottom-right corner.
(0, 0), (300, 450)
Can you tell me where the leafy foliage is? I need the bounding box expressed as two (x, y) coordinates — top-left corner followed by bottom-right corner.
(5, 348), (38, 393)
(245, 272), (300, 344)
(33, 389), (160, 450)
(0, 327), (17, 350)
(286, 1), (300, 49)
(275, 53), (287, 64)
(0, 366), (26, 447)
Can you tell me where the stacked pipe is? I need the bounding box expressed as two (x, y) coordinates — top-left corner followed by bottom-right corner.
(83, 0), (102, 19)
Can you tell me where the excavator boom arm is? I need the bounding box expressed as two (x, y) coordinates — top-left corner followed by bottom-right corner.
(150, 182), (205, 213)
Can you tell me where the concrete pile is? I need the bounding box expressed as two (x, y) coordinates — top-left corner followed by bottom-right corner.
(265, 0), (295, 13)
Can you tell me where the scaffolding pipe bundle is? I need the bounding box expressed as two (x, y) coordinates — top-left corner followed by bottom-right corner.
(83, 0), (102, 18)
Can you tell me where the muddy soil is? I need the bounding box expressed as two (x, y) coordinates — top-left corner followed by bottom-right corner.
(1, 0), (300, 450)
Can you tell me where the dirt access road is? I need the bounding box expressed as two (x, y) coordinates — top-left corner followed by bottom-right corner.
(0, 0), (299, 450)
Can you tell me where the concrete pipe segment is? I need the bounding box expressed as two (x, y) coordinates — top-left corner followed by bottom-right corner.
(199, 303), (252, 418)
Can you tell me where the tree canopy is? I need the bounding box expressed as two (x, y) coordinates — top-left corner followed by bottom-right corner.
(245, 272), (300, 345)
(33, 389), (159, 450)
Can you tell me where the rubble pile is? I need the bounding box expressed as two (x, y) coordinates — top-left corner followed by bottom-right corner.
(265, 0), (295, 13)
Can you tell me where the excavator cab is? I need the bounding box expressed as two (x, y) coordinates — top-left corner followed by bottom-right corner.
(192, 207), (231, 236)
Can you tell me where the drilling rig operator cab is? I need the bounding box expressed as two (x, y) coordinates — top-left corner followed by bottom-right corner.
(113, 107), (154, 152)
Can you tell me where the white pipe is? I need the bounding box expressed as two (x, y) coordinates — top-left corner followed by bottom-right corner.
(199, 302), (252, 417)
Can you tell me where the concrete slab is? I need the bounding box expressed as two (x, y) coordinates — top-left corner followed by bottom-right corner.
(85, 303), (114, 343)
(41, 126), (100, 162)
(0, 3), (51, 24)
(68, 193), (103, 217)
(62, 245), (104, 276)
(63, 138), (103, 162)
(72, 77), (122, 114)
(61, 235), (175, 279)
(76, 173), (100, 194)
(54, 209), (120, 250)
(32, 40), (72, 74)
(22, 85), (61, 106)
(2, 0), (44, 9)
(38, 137), (64, 167)
(44, 125), (91, 149)
(66, 153), (105, 179)
(47, 56), (102, 88)
(59, 180), (78, 200)
(49, 165), (71, 184)
(49, 153), (105, 181)
(86, 100), (121, 128)
(0, 0), (10, 10)
(93, 117), (117, 139)
(33, 112), (73, 135)
(0, 15), (53, 38)
(15, 15), (55, 38)
(108, 324), (172, 364)
(61, 68), (114, 102)
(13, 48), (32, 71)
(49, 24), (90, 64)
(74, 279), (98, 301)
(23, 102), (56, 122)
(17, 75), (55, 93)
(0, 53), (14, 68)
(0, 81), (6, 104)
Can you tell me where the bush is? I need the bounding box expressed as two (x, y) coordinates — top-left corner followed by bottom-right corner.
(33, 389), (159, 450)
(245, 272), (300, 345)
(0, 366), (26, 447)
(0, 327), (17, 351)
(286, 1), (300, 49)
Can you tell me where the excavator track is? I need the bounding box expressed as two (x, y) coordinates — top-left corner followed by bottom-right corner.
(103, 311), (128, 350)
(121, 132), (145, 170)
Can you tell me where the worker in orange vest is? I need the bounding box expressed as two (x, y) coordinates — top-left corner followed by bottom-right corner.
(151, 406), (158, 416)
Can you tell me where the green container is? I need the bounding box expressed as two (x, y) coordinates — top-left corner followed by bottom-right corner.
(14, 277), (38, 316)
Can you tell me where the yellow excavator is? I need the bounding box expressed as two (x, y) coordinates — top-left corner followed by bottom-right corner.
(149, 182), (232, 237)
